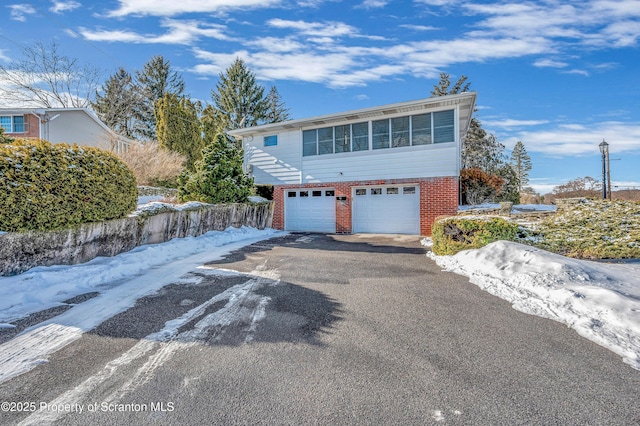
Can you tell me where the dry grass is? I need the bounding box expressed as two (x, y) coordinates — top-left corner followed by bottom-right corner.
(117, 141), (186, 187)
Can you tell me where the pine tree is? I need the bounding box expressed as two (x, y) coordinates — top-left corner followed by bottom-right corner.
(177, 133), (254, 203)
(431, 72), (514, 204)
(510, 141), (532, 193)
(264, 86), (291, 124)
(135, 55), (185, 140)
(92, 67), (141, 139)
(211, 58), (268, 132)
(430, 72), (470, 97)
(155, 94), (204, 170)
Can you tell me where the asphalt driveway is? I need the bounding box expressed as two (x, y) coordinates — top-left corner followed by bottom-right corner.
(1, 233), (639, 425)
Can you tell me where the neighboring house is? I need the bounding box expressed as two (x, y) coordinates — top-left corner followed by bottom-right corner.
(0, 108), (132, 153)
(229, 92), (477, 236)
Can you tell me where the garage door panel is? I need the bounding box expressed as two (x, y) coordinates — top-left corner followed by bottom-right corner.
(353, 185), (419, 234)
(285, 189), (336, 233)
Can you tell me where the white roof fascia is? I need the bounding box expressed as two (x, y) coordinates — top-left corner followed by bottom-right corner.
(228, 92), (477, 137)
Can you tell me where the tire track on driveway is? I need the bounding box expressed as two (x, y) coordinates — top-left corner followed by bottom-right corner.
(19, 264), (281, 426)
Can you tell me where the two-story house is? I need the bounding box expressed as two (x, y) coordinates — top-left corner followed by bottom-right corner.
(229, 92), (476, 236)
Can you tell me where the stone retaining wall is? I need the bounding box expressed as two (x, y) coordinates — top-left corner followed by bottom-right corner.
(0, 203), (273, 276)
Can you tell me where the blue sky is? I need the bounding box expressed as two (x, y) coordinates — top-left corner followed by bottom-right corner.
(1, 0), (639, 195)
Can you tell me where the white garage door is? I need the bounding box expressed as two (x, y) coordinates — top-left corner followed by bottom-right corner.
(352, 185), (420, 234)
(285, 188), (336, 233)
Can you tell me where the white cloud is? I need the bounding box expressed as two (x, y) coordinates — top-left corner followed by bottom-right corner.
(9, 4), (36, 21)
(504, 121), (640, 156)
(400, 24), (439, 31)
(0, 49), (10, 62)
(358, 0), (388, 8)
(50, 1), (81, 14)
(534, 59), (568, 68)
(107, 0), (281, 17)
(245, 37), (305, 53)
(465, 0), (640, 50)
(563, 69), (590, 76)
(80, 19), (231, 45)
(267, 19), (358, 38)
(483, 118), (550, 128)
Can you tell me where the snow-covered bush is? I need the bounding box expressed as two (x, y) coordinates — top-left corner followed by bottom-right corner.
(0, 139), (137, 231)
(529, 199), (640, 259)
(432, 216), (519, 255)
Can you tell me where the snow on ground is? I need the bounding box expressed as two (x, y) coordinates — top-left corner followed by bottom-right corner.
(0, 227), (281, 325)
(423, 238), (640, 370)
(458, 203), (557, 212)
(137, 195), (165, 205)
(0, 226), (284, 383)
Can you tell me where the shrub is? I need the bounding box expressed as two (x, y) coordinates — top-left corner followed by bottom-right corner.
(529, 199), (640, 259)
(178, 134), (253, 204)
(432, 216), (519, 255)
(254, 184), (273, 200)
(0, 139), (137, 232)
(116, 141), (185, 187)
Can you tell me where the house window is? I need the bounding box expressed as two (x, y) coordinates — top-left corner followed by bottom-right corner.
(386, 187), (399, 195)
(391, 117), (410, 147)
(433, 110), (455, 143)
(352, 122), (368, 151)
(403, 186), (416, 194)
(412, 113), (431, 145)
(288, 191), (297, 197)
(371, 188), (382, 195)
(301, 109), (455, 155)
(325, 190), (335, 196)
(355, 188), (366, 196)
(0, 115), (25, 133)
(318, 127), (334, 155)
(264, 135), (277, 147)
(303, 130), (317, 156)
(372, 119), (390, 150)
(334, 125), (350, 153)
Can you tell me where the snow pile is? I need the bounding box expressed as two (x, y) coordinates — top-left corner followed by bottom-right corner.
(426, 240), (640, 370)
(0, 226), (282, 325)
(130, 200), (211, 217)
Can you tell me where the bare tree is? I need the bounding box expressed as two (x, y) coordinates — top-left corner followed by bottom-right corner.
(0, 41), (101, 108)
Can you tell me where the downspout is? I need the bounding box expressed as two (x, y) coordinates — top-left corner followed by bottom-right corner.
(30, 111), (44, 139)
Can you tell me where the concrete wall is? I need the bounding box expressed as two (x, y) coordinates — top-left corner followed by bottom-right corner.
(0, 203), (273, 276)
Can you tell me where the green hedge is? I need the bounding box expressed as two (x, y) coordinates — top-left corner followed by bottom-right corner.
(0, 139), (137, 232)
(432, 216), (519, 255)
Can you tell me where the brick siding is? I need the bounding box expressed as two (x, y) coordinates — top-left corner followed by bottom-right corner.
(273, 176), (459, 236)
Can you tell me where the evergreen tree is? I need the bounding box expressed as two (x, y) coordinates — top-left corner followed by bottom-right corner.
(431, 72), (514, 204)
(92, 67), (140, 139)
(155, 94), (204, 170)
(177, 133), (253, 203)
(264, 86), (291, 123)
(510, 141), (532, 193)
(0, 127), (14, 144)
(430, 72), (470, 97)
(211, 58), (268, 132)
(136, 55), (185, 140)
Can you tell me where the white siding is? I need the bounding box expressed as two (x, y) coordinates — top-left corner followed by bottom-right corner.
(47, 111), (114, 148)
(245, 130), (302, 185)
(302, 143), (458, 183)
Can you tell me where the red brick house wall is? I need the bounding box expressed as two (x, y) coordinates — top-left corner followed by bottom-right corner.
(272, 176), (458, 236)
(4, 114), (39, 139)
